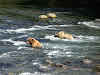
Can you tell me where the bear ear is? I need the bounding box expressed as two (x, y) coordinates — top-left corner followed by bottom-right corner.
(32, 38), (35, 41)
(32, 38), (34, 41)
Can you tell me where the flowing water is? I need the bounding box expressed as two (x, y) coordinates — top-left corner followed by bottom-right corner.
(0, 7), (100, 75)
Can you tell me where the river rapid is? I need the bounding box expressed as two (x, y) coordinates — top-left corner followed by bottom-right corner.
(0, 7), (100, 75)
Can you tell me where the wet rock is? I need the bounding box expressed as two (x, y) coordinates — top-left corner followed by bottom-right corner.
(82, 58), (93, 64)
(39, 15), (48, 19)
(93, 64), (100, 72)
(47, 13), (57, 18)
(63, 60), (72, 65)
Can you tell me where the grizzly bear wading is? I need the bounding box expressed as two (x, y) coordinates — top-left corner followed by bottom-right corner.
(55, 31), (74, 40)
(27, 37), (42, 48)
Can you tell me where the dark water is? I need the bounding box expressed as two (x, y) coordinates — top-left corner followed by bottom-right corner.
(0, 6), (100, 75)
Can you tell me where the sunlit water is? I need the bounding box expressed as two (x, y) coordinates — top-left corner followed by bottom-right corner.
(0, 7), (100, 75)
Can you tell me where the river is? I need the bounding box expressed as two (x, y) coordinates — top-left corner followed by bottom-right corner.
(0, 6), (100, 75)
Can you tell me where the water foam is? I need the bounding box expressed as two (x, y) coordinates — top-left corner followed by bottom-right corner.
(13, 41), (26, 46)
(0, 51), (17, 58)
(19, 72), (34, 75)
(6, 27), (36, 33)
(0, 53), (10, 58)
(17, 35), (28, 38)
(47, 50), (59, 56)
(78, 21), (100, 29)
(44, 35), (100, 42)
(44, 35), (60, 40)
(6, 25), (57, 33)
(1, 39), (26, 46)
(47, 50), (73, 58)
(56, 24), (75, 27)
(17, 47), (27, 50)
(1, 24), (75, 34)
(0, 29), (7, 33)
(19, 72), (51, 75)
(47, 24), (78, 27)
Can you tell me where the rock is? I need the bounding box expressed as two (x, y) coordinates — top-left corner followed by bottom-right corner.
(83, 59), (92, 64)
(39, 15), (48, 19)
(47, 13), (57, 18)
(93, 64), (100, 72)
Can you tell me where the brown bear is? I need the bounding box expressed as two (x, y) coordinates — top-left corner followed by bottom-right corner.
(26, 37), (42, 48)
(55, 31), (74, 40)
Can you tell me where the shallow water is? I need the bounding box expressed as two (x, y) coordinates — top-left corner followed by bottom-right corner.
(0, 7), (100, 75)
